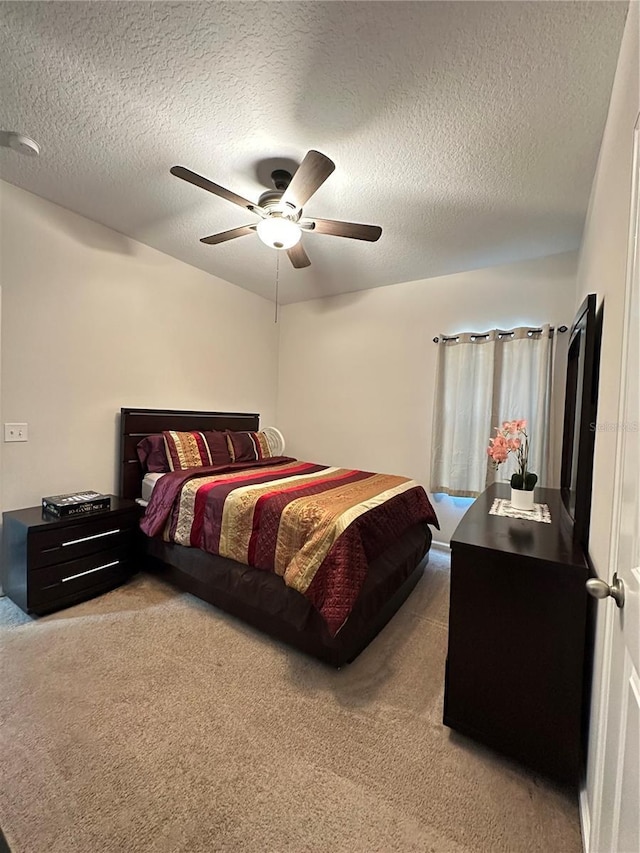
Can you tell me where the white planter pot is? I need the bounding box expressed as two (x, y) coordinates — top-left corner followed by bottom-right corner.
(511, 487), (535, 511)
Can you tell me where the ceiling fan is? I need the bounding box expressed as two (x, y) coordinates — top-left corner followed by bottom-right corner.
(170, 150), (382, 269)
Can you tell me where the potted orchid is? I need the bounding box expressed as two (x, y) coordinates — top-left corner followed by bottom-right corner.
(487, 419), (538, 510)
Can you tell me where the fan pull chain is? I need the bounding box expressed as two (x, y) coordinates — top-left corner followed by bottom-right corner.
(274, 252), (280, 324)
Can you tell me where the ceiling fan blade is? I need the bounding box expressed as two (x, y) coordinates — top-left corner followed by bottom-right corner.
(308, 218), (382, 242)
(287, 242), (311, 269)
(281, 151), (335, 211)
(200, 225), (256, 245)
(171, 166), (258, 213)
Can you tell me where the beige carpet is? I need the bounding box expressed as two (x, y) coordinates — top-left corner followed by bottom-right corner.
(0, 550), (581, 853)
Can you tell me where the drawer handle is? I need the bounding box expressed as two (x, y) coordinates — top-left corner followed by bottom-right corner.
(62, 560), (120, 583)
(62, 529), (121, 547)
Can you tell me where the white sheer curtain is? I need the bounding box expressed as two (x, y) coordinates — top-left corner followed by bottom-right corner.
(430, 325), (556, 497)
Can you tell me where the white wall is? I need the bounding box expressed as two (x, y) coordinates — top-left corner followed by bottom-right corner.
(276, 251), (578, 543)
(574, 0), (639, 839)
(0, 181), (279, 512)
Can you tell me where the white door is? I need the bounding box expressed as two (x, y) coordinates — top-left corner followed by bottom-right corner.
(590, 116), (640, 853)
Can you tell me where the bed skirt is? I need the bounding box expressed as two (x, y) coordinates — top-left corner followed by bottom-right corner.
(143, 521), (432, 667)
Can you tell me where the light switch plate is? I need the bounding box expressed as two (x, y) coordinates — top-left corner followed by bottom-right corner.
(4, 423), (28, 442)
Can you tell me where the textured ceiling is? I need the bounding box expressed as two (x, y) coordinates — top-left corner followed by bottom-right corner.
(0, 1), (628, 304)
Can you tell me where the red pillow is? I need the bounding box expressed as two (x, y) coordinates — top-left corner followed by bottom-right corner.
(136, 435), (170, 473)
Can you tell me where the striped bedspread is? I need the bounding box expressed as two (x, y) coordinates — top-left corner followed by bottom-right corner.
(141, 458), (439, 634)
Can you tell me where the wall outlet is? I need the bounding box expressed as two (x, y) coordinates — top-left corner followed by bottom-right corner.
(4, 423), (28, 442)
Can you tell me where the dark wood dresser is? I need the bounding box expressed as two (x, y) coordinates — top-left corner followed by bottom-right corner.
(1, 497), (140, 615)
(443, 482), (593, 785)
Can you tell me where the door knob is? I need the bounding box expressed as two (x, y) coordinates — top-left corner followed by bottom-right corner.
(586, 573), (625, 608)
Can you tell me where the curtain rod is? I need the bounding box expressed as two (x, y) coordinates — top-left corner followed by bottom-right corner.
(433, 325), (568, 343)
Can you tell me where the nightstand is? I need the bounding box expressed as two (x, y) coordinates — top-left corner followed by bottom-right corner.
(1, 497), (141, 615)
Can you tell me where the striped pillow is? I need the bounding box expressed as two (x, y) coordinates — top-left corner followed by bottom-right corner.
(203, 430), (232, 466)
(226, 430), (273, 463)
(162, 430), (230, 471)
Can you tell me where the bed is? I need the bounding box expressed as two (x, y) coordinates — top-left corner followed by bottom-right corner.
(120, 407), (438, 666)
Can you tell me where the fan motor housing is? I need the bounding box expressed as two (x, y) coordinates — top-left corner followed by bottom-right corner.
(258, 190), (299, 218)
(257, 190), (284, 209)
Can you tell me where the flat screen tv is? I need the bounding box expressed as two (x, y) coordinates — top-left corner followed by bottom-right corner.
(560, 293), (602, 550)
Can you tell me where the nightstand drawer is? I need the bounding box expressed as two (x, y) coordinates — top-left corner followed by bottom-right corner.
(29, 516), (138, 569)
(28, 544), (132, 607)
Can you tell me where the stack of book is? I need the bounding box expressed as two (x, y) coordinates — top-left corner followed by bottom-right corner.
(42, 491), (111, 518)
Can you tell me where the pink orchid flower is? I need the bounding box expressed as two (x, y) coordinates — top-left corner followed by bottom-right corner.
(486, 418), (532, 477)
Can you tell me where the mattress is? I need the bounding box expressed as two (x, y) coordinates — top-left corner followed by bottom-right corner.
(141, 472), (165, 503)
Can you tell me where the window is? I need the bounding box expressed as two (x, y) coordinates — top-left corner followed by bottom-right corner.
(430, 325), (557, 497)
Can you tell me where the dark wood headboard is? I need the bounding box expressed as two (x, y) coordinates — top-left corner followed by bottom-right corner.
(120, 408), (260, 500)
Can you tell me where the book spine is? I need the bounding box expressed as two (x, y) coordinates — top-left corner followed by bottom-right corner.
(42, 499), (111, 517)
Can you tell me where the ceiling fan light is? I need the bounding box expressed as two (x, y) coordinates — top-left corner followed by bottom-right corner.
(256, 217), (301, 250)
